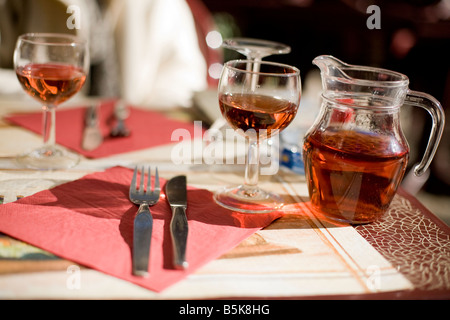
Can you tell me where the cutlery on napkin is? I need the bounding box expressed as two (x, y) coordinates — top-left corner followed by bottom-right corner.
(0, 166), (283, 292)
(5, 100), (202, 159)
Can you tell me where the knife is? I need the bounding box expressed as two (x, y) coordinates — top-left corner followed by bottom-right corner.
(165, 175), (189, 269)
(81, 104), (103, 150)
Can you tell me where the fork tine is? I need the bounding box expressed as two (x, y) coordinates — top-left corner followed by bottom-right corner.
(147, 166), (152, 192)
(139, 166), (145, 194)
(154, 167), (160, 194)
(130, 166), (138, 193)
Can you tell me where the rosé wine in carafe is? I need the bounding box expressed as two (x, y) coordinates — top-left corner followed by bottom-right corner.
(303, 55), (445, 224)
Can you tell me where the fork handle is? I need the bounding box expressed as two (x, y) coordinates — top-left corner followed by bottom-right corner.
(170, 206), (189, 269)
(133, 203), (153, 277)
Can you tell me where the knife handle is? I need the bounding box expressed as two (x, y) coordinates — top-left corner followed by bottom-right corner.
(170, 206), (189, 269)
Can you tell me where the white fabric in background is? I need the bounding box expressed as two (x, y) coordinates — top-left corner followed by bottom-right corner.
(107, 0), (207, 108)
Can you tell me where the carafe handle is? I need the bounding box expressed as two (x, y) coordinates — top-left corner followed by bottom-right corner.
(404, 90), (445, 176)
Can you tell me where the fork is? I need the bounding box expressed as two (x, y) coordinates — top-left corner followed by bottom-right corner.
(129, 166), (160, 277)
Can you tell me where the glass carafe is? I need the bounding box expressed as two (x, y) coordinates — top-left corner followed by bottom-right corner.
(303, 55), (445, 224)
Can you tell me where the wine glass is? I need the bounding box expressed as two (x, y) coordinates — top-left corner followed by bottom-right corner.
(222, 37), (291, 61)
(211, 38), (291, 146)
(14, 33), (89, 169)
(215, 59), (301, 213)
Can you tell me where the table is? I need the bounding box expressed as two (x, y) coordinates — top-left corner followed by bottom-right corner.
(0, 95), (449, 300)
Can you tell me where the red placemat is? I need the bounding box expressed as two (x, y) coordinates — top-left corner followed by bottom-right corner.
(5, 100), (201, 158)
(0, 166), (282, 292)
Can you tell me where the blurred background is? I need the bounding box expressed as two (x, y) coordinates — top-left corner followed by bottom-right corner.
(0, 0), (449, 224)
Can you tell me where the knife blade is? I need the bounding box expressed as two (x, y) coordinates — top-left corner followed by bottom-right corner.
(81, 104), (103, 150)
(165, 175), (189, 269)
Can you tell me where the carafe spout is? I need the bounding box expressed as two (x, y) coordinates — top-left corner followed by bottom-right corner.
(312, 55), (350, 79)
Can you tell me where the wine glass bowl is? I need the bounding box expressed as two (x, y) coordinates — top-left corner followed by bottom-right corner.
(14, 33), (89, 169)
(214, 59), (301, 213)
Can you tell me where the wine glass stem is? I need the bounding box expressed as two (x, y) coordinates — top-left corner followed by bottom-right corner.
(42, 105), (56, 149)
(244, 139), (260, 194)
(246, 57), (262, 91)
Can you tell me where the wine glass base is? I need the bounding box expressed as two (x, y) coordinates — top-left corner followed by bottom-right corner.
(222, 37), (291, 59)
(214, 185), (284, 214)
(16, 145), (80, 170)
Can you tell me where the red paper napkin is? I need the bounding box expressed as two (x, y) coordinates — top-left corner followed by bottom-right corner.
(4, 100), (201, 158)
(0, 166), (282, 292)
